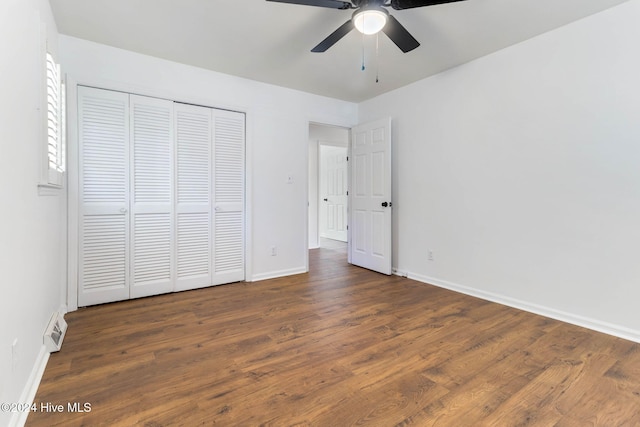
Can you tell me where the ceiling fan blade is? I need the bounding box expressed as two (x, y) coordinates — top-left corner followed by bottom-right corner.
(266, 0), (352, 9)
(311, 20), (354, 52)
(390, 0), (466, 10)
(382, 15), (420, 53)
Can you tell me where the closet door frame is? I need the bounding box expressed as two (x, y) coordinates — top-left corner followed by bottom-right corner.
(67, 78), (250, 311)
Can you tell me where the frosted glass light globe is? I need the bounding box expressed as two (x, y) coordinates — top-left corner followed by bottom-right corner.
(353, 9), (388, 35)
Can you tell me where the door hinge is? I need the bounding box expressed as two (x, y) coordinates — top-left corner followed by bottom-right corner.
(346, 156), (349, 161)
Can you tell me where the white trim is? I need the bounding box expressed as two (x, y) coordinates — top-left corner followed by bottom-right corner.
(392, 268), (408, 278)
(250, 266), (307, 282)
(244, 109), (254, 283)
(407, 271), (640, 344)
(303, 124), (310, 273)
(37, 184), (63, 196)
(66, 77), (247, 118)
(9, 347), (50, 427)
(58, 304), (68, 316)
(66, 77), (79, 312)
(318, 139), (348, 148)
(312, 140), (320, 250)
(347, 130), (352, 265)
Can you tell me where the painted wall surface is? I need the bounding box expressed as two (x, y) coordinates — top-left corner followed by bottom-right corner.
(59, 36), (358, 287)
(359, 0), (640, 340)
(308, 124), (349, 249)
(0, 0), (65, 424)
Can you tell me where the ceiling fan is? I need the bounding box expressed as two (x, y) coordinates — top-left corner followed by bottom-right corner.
(266, 0), (466, 53)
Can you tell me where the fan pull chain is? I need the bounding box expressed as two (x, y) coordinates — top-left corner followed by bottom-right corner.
(361, 30), (366, 71)
(375, 32), (380, 83)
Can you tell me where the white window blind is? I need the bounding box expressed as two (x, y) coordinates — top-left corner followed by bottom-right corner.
(43, 52), (65, 188)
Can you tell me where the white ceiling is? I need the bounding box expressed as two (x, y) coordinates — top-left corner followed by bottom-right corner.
(49, 0), (629, 103)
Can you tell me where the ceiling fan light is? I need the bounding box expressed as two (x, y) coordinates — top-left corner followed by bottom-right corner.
(353, 9), (388, 35)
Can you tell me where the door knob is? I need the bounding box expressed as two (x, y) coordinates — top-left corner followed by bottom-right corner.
(323, 198), (328, 202)
(381, 202), (392, 207)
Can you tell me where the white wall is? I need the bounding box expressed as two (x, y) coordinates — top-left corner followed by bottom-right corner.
(59, 36), (358, 290)
(308, 124), (349, 248)
(359, 0), (640, 341)
(0, 1), (65, 425)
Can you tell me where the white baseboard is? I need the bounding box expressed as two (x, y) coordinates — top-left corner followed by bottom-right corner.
(392, 268), (408, 278)
(58, 304), (68, 316)
(250, 266), (307, 282)
(407, 271), (640, 344)
(9, 346), (50, 427)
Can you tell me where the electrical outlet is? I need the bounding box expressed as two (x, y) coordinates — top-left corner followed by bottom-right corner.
(428, 250), (434, 261)
(271, 246), (277, 256)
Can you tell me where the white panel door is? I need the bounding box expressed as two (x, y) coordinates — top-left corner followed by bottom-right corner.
(350, 118), (392, 275)
(213, 109), (245, 285)
(320, 145), (348, 242)
(129, 95), (175, 298)
(174, 103), (212, 291)
(78, 87), (130, 306)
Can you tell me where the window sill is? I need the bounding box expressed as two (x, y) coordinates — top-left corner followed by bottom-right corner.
(38, 183), (63, 196)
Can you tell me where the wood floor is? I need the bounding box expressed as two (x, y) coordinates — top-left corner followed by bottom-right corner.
(28, 244), (640, 426)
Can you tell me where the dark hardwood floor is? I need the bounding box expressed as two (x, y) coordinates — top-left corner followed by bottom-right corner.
(28, 243), (640, 426)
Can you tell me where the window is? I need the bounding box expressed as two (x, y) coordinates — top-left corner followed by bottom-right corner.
(41, 51), (65, 190)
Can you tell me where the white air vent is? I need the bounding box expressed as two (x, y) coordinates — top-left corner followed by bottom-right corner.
(44, 312), (67, 353)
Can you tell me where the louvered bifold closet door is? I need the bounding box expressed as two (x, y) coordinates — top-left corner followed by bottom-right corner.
(78, 87), (130, 307)
(174, 103), (212, 291)
(130, 95), (175, 298)
(213, 109), (245, 285)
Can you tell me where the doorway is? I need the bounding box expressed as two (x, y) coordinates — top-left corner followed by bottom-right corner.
(307, 118), (391, 275)
(308, 123), (349, 252)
